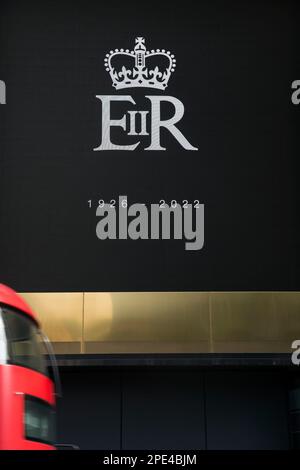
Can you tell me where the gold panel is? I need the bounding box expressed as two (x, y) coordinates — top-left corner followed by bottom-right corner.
(21, 293), (83, 352)
(211, 292), (300, 353)
(273, 292), (300, 341)
(84, 292), (210, 353)
(18, 291), (300, 354)
(211, 292), (277, 341)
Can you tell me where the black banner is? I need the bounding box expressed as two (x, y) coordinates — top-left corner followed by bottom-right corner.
(0, 450), (298, 466)
(0, 0), (299, 292)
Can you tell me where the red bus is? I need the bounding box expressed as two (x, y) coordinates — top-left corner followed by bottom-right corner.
(0, 284), (58, 450)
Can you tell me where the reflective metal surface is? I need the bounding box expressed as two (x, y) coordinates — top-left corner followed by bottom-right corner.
(20, 292), (300, 354)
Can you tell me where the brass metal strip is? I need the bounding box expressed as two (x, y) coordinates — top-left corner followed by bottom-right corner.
(21, 292), (300, 354)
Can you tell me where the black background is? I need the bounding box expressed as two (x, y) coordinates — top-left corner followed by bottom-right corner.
(0, 0), (299, 292)
(57, 368), (290, 449)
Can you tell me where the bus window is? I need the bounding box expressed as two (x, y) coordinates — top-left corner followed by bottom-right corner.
(0, 306), (48, 375)
(24, 395), (56, 445)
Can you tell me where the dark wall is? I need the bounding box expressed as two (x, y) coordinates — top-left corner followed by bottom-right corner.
(57, 368), (290, 450)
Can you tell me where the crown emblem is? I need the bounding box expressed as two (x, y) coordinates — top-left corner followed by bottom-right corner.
(104, 37), (176, 90)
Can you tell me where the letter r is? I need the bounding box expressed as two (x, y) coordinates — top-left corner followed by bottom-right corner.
(145, 95), (198, 151)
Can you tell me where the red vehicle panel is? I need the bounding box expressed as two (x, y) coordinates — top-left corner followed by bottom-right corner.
(0, 366), (55, 450)
(0, 284), (37, 323)
(0, 284), (57, 450)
